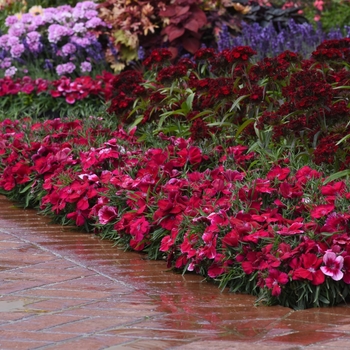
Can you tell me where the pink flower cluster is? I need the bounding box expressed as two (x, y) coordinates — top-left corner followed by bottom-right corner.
(0, 76), (48, 96)
(0, 72), (112, 104)
(50, 76), (103, 104)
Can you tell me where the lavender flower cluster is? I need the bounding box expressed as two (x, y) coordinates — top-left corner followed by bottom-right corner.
(0, 1), (108, 78)
(218, 21), (350, 60)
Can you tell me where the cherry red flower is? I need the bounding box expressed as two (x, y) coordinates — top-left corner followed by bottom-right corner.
(277, 222), (304, 236)
(160, 235), (174, 252)
(265, 269), (289, 296)
(129, 216), (150, 242)
(173, 146), (202, 167)
(310, 204), (335, 219)
(343, 256), (350, 284)
(267, 166), (290, 181)
(291, 253), (325, 285)
(67, 209), (90, 226)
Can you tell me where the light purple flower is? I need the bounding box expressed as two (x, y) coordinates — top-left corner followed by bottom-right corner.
(5, 15), (19, 27)
(26, 34), (42, 53)
(26, 31), (41, 44)
(62, 43), (76, 56)
(10, 44), (25, 58)
(0, 58), (12, 69)
(0, 35), (10, 49)
(21, 13), (34, 24)
(26, 23), (39, 32)
(5, 66), (17, 77)
(72, 23), (86, 34)
(320, 251), (344, 281)
(48, 24), (73, 43)
(72, 8), (85, 21)
(7, 36), (20, 47)
(80, 61), (91, 72)
(32, 16), (45, 27)
(54, 11), (73, 25)
(76, 1), (96, 12)
(84, 10), (98, 20)
(85, 17), (103, 29)
(56, 62), (76, 75)
(71, 37), (91, 48)
(42, 9), (57, 24)
(57, 5), (72, 12)
(8, 23), (26, 37)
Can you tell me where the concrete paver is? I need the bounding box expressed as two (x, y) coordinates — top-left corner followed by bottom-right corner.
(1, 195), (350, 349)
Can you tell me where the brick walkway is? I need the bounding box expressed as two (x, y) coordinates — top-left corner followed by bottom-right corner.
(1, 195), (350, 349)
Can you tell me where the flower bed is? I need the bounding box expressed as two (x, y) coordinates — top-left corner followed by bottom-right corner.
(1, 38), (350, 309)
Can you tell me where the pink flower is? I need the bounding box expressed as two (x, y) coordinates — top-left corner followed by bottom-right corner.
(320, 251), (344, 281)
(313, 0), (324, 11)
(98, 206), (118, 225)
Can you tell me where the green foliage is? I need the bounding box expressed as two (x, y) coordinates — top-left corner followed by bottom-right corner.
(320, 1), (350, 33)
(0, 94), (109, 120)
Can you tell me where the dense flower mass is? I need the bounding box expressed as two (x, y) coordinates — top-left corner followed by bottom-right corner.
(0, 1), (108, 78)
(223, 21), (350, 60)
(0, 0), (350, 311)
(2, 113), (350, 310)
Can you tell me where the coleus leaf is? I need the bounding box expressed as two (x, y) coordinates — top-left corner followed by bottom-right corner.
(184, 18), (199, 33)
(159, 5), (176, 17)
(160, 5), (190, 17)
(181, 36), (201, 54)
(175, 5), (190, 17)
(165, 25), (185, 42)
(191, 6), (207, 27)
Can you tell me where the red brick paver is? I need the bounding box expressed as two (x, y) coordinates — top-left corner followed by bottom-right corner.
(1, 195), (350, 350)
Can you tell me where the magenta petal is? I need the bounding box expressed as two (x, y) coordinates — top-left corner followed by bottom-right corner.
(320, 266), (333, 277)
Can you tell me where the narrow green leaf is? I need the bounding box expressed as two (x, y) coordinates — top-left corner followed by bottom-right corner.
(323, 170), (350, 185)
(229, 95), (248, 112)
(333, 85), (350, 90)
(187, 110), (213, 120)
(235, 118), (255, 139)
(20, 182), (33, 194)
(185, 92), (195, 112)
(336, 134), (350, 145)
(180, 100), (189, 114)
(207, 122), (232, 127)
(128, 115), (144, 130)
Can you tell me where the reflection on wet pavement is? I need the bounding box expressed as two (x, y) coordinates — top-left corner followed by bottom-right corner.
(1, 196), (350, 349)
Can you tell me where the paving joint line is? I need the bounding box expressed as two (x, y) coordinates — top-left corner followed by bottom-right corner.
(0, 228), (137, 291)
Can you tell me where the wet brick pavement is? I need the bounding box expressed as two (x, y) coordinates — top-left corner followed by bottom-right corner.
(1, 195), (350, 349)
